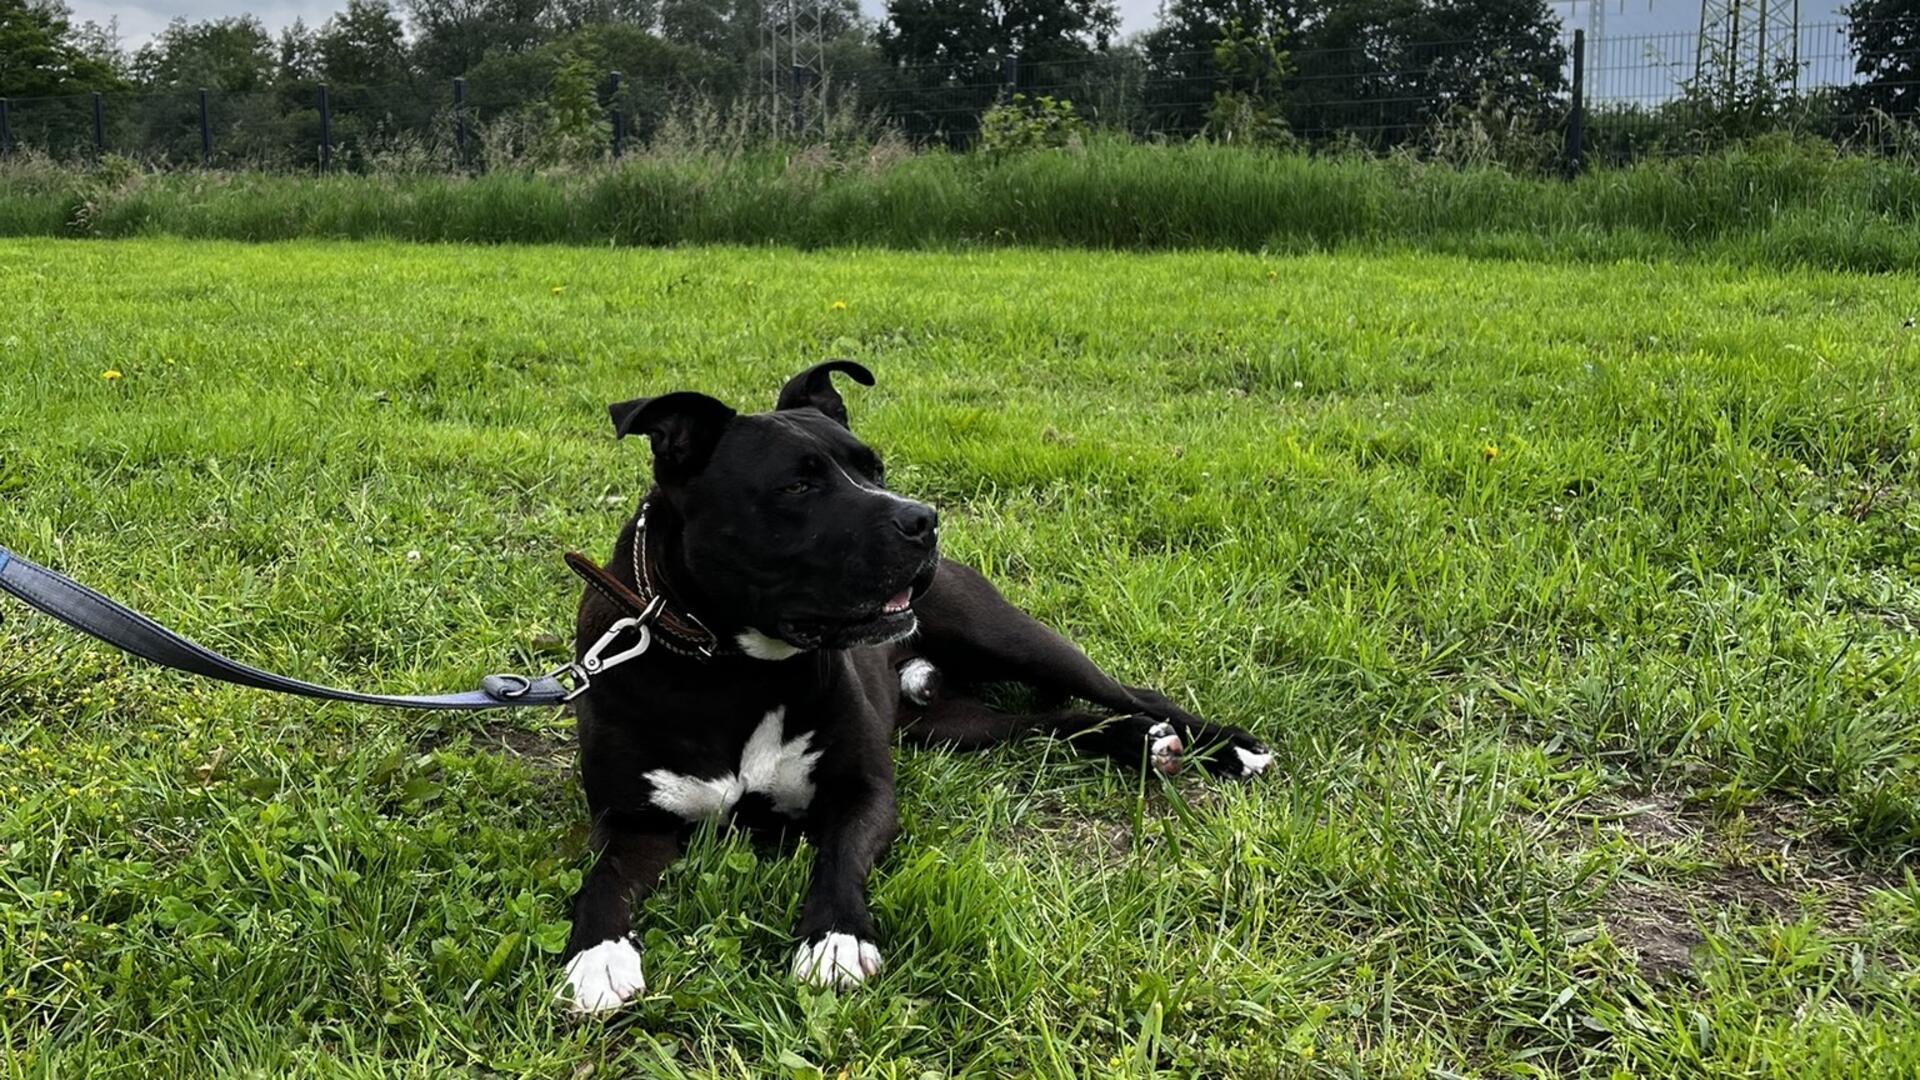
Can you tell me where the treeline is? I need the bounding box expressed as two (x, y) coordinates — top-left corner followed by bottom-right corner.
(3, 0), (1916, 169)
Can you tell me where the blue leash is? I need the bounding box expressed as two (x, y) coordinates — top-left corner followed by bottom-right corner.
(0, 547), (573, 710)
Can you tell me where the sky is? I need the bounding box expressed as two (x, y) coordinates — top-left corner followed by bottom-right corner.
(68, 0), (1851, 60)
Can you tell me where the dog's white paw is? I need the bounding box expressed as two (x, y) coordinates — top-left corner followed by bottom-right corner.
(898, 658), (939, 705)
(1231, 745), (1273, 779)
(562, 937), (645, 1014)
(1147, 722), (1183, 775)
(792, 932), (883, 989)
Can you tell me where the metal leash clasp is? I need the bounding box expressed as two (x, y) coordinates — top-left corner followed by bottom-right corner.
(558, 595), (666, 702)
(581, 617), (652, 675)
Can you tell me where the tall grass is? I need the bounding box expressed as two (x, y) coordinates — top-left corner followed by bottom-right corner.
(4, 135), (1919, 266)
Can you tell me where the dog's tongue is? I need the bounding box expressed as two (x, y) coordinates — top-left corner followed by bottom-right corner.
(883, 590), (912, 614)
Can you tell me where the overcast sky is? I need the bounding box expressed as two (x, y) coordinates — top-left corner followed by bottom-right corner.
(70, 0), (1851, 57)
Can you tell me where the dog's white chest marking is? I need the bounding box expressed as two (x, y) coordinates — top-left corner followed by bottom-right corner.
(644, 707), (821, 821)
(736, 629), (805, 661)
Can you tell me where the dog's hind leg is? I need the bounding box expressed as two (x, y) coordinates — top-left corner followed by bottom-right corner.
(913, 560), (1272, 779)
(559, 819), (680, 1014)
(900, 694), (1184, 776)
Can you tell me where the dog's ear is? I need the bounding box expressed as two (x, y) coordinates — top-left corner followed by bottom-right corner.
(775, 360), (874, 428)
(608, 392), (737, 481)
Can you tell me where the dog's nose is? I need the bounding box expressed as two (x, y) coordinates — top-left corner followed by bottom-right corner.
(893, 502), (937, 543)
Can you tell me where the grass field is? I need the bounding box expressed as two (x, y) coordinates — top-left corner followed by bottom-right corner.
(2, 237), (1918, 1077)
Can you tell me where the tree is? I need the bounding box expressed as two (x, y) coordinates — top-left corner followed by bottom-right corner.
(132, 16), (277, 92)
(405, 0), (548, 78)
(1141, 0), (1303, 65)
(544, 0), (660, 33)
(658, 0), (762, 59)
(535, 49), (608, 161)
(1845, 0), (1920, 118)
(69, 12), (129, 82)
(1289, 0), (1565, 146)
(880, 0), (1117, 139)
(462, 23), (739, 143)
(881, 0), (1118, 73)
(277, 19), (321, 82)
(318, 0), (412, 86)
(0, 0), (124, 96)
(1204, 17), (1294, 142)
(1138, 0), (1305, 134)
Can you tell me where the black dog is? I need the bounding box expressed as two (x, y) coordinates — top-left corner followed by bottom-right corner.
(560, 361), (1271, 1011)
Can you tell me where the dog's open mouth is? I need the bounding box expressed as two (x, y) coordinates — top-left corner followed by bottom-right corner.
(777, 562), (936, 650)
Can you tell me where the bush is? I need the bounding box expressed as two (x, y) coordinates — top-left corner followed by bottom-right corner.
(978, 95), (1087, 156)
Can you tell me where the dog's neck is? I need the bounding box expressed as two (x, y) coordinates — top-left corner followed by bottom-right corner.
(617, 497), (728, 658)
(626, 496), (808, 661)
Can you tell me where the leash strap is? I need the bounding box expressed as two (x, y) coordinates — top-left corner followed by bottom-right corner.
(0, 547), (571, 710)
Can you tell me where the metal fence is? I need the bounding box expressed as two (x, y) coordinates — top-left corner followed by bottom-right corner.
(0, 21), (1907, 172)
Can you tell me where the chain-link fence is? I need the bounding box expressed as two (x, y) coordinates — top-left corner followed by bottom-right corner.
(0, 21), (1909, 172)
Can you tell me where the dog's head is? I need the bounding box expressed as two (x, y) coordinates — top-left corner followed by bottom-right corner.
(608, 360), (939, 655)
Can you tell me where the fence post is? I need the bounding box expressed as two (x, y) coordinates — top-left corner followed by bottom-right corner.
(92, 91), (104, 155)
(452, 77), (467, 168)
(317, 84), (332, 172)
(1003, 53), (1020, 95)
(1566, 28), (1586, 177)
(0, 99), (11, 158)
(609, 70), (625, 159)
(199, 88), (212, 167)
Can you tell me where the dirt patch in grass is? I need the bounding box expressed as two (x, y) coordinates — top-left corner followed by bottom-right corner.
(417, 716), (576, 772)
(1030, 812), (1137, 865)
(1581, 792), (1896, 982)
(1002, 797), (1149, 868)
(482, 719), (576, 770)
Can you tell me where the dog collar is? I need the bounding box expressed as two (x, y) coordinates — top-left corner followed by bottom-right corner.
(564, 503), (735, 659)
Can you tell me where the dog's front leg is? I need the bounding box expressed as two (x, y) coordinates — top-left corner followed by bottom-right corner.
(560, 819), (681, 1013)
(791, 773), (898, 989)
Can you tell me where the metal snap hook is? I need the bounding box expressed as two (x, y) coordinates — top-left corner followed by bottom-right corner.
(579, 617), (652, 675)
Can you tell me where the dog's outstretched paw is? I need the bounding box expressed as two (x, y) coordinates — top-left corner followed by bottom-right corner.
(1146, 721), (1184, 775)
(561, 937), (645, 1014)
(792, 932), (883, 989)
(1191, 727), (1273, 782)
(1228, 743), (1273, 779)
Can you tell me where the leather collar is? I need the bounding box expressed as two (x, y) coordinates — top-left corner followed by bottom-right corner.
(564, 503), (735, 659)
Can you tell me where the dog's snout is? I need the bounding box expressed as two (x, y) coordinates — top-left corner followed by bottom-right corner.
(892, 502), (938, 543)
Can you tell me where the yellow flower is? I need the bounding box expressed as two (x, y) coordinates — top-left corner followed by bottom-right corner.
(829, 300), (848, 311)
(1482, 444), (1501, 460)
(102, 370), (123, 381)
(551, 286), (565, 295)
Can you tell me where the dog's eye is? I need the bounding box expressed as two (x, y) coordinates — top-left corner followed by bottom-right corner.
(782, 479), (813, 495)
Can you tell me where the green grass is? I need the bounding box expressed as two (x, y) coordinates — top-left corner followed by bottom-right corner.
(5, 136), (1920, 269)
(3, 237), (1919, 1077)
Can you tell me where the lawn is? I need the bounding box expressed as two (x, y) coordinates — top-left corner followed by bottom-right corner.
(1, 238), (1917, 1077)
